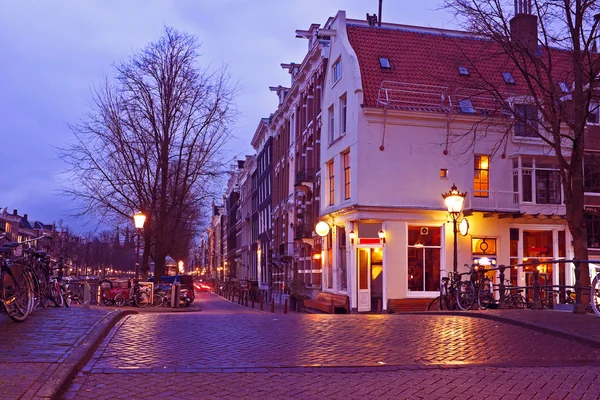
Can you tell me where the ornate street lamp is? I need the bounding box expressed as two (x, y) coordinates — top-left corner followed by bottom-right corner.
(442, 184), (467, 273)
(133, 211), (146, 280)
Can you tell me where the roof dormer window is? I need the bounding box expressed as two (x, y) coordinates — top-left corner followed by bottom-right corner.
(502, 72), (515, 84)
(458, 99), (476, 114)
(458, 66), (469, 76)
(379, 57), (391, 69)
(559, 82), (570, 93)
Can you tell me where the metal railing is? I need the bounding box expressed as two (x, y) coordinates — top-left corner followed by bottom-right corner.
(471, 259), (596, 312)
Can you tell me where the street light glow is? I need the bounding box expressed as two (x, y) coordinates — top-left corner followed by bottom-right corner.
(133, 212), (146, 229)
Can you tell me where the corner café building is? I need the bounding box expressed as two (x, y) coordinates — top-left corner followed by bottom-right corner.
(314, 11), (575, 313)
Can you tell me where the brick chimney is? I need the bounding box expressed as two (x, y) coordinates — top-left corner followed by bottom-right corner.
(13, 209), (17, 216)
(510, 0), (538, 54)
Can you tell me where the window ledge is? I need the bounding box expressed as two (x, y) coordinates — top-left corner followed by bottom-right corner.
(327, 133), (346, 148)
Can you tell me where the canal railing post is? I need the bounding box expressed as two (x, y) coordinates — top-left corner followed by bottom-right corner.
(498, 265), (506, 309)
(531, 260), (543, 310)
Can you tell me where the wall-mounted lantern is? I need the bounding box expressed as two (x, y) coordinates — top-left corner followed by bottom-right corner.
(378, 229), (386, 244)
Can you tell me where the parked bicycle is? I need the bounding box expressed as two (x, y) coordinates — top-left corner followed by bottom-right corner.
(456, 264), (494, 310)
(428, 270), (460, 311)
(500, 280), (527, 309)
(114, 281), (151, 308)
(0, 231), (34, 322)
(590, 272), (600, 317)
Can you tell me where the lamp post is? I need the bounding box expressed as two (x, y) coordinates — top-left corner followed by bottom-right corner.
(133, 212), (146, 280)
(442, 184), (467, 273)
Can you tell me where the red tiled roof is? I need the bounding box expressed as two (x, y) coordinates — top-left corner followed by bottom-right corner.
(346, 24), (574, 112)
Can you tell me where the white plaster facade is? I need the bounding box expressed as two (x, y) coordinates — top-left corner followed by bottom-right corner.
(318, 11), (573, 312)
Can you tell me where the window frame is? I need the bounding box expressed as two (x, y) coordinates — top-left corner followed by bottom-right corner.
(588, 101), (599, 125)
(332, 59), (342, 84)
(343, 151), (350, 200)
(379, 57), (391, 69)
(328, 104), (335, 144)
(340, 93), (347, 135)
(328, 160), (335, 206)
(584, 152), (600, 193)
(502, 72), (515, 84)
(458, 99), (476, 114)
(513, 156), (562, 205)
(474, 155), (490, 198)
(514, 103), (539, 138)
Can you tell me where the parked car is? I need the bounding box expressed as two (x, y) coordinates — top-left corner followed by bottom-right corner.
(194, 281), (212, 292)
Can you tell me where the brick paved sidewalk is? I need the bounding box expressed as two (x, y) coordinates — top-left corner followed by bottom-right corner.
(424, 309), (600, 349)
(3, 297), (600, 400)
(0, 307), (129, 400)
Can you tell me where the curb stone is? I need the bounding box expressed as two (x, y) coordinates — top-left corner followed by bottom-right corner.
(31, 309), (135, 400)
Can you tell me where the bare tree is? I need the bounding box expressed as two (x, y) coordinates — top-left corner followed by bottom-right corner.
(443, 0), (600, 311)
(61, 27), (236, 282)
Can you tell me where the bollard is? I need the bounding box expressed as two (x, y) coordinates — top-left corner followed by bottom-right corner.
(531, 261), (542, 310)
(83, 281), (91, 309)
(271, 297), (275, 313)
(284, 298), (288, 314)
(252, 296), (255, 309)
(377, 298), (382, 314)
(260, 293), (264, 311)
(245, 294), (248, 307)
(171, 283), (181, 308)
(498, 265), (506, 309)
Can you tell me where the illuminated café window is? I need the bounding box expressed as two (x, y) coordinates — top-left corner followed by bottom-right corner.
(474, 155), (490, 198)
(502, 72), (515, 84)
(458, 99), (475, 114)
(379, 57), (391, 69)
(472, 237), (497, 255)
(458, 66), (469, 76)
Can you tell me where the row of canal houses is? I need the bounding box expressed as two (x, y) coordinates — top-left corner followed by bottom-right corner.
(204, 7), (600, 312)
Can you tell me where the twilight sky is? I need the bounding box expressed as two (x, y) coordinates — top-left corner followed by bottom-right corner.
(0, 0), (455, 233)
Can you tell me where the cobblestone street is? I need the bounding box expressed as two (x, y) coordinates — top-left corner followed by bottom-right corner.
(60, 294), (600, 399)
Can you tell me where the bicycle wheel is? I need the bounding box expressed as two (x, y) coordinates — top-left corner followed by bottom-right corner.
(153, 293), (165, 307)
(51, 283), (64, 307)
(477, 278), (494, 310)
(591, 274), (600, 317)
(62, 285), (72, 308)
(456, 281), (475, 310)
(427, 296), (442, 311)
(135, 291), (149, 308)
(23, 269), (37, 315)
(37, 273), (50, 308)
(101, 297), (114, 306)
(73, 286), (84, 305)
(3, 268), (34, 322)
(506, 293), (526, 309)
(114, 293), (126, 307)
